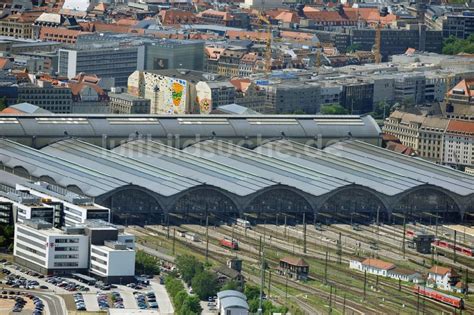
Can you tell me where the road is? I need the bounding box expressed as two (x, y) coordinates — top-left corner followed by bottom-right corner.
(150, 279), (174, 315)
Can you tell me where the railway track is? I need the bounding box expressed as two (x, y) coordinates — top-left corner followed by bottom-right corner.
(131, 224), (472, 314)
(217, 224), (469, 315)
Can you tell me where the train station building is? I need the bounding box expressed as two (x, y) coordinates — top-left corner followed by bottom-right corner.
(0, 115), (472, 224)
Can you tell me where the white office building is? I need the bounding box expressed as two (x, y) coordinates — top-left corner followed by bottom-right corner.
(13, 219), (136, 282)
(17, 182), (110, 227)
(14, 220), (89, 275)
(0, 185), (56, 225)
(90, 242), (135, 282)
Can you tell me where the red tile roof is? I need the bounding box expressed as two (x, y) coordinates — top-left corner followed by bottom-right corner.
(362, 258), (395, 270)
(230, 78), (252, 92)
(428, 266), (456, 276)
(446, 120), (474, 135)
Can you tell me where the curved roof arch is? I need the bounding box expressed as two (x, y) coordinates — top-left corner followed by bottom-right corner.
(94, 184), (166, 212)
(317, 184), (390, 212)
(243, 184), (315, 212)
(41, 138), (202, 197)
(168, 185), (240, 213)
(0, 139), (127, 197)
(183, 140), (352, 197)
(113, 139), (278, 197)
(324, 140), (474, 197)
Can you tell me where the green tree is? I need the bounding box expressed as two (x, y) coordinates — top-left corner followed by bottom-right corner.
(175, 254), (204, 285)
(346, 43), (362, 53)
(191, 271), (219, 300)
(173, 290), (188, 313)
(135, 250), (160, 275)
(0, 97), (6, 111)
(165, 276), (185, 298)
(179, 295), (202, 315)
(221, 280), (240, 291)
(320, 103), (348, 115)
(244, 285), (260, 301)
(442, 34), (474, 55)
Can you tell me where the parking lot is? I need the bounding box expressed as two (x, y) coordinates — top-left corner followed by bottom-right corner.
(1, 261), (173, 314)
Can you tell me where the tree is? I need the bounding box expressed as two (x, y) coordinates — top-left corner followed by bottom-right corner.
(135, 250), (160, 275)
(175, 254), (204, 285)
(165, 276), (185, 298)
(173, 290), (188, 313)
(320, 103), (348, 115)
(0, 97), (6, 111)
(221, 280), (240, 291)
(179, 295), (202, 315)
(346, 43), (362, 53)
(244, 285), (260, 301)
(442, 34), (474, 55)
(369, 101), (392, 119)
(191, 271), (219, 300)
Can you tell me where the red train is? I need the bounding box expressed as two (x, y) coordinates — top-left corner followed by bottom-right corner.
(220, 238), (238, 250)
(406, 230), (416, 238)
(432, 239), (474, 257)
(413, 285), (464, 309)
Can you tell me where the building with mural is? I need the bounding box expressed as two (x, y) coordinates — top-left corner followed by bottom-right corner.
(128, 69), (229, 114)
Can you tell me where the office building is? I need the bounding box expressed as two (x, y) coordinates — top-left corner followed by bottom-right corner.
(14, 220), (90, 275)
(394, 74), (426, 105)
(144, 40), (204, 71)
(264, 82), (321, 114)
(16, 182), (110, 227)
(0, 185), (57, 225)
(58, 44), (145, 87)
(14, 219), (135, 281)
(442, 12), (474, 39)
(17, 82), (73, 113)
(0, 199), (14, 225)
(109, 92), (151, 114)
(341, 80), (374, 114)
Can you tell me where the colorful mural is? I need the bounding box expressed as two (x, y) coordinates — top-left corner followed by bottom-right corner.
(196, 81), (212, 114)
(142, 72), (188, 114)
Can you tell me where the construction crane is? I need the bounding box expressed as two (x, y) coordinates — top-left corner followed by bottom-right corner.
(257, 13), (272, 77)
(374, 22), (382, 64)
(374, 7), (388, 64)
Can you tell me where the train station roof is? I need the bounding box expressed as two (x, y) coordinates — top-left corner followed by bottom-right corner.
(113, 139), (278, 196)
(0, 139), (126, 197)
(41, 139), (202, 197)
(323, 140), (474, 196)
(183, 140), (351, 196)
(255, 140), (423, 196)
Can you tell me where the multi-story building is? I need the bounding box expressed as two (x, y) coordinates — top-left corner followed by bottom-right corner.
(16, 182), (111, 227)
(195, 81), (236, 114)
(0, 11), (41, 39)
(14, 219), (135, 282)
(394, 74), (426, 105)
(75, 33), (204, 72)
(443, 119), (474, 169)
(14, 220), (90, 275)
(264, 82), (321, 114)
(0, 185), (57, 225)
(17, 82), (73, 113)
(217, 50), (245, 78)
(445, 78), (474, 120)
(0, 198), (14, 225)
(372, 76), (395, 105)
(128, 69), (228, 114)
(382, 111), (425, 153)
(417, 116), (449, 163)
(319, 82), (343, 106)
(341, 80), (374, 114)
(230, 78), (266, 113)
(348, 25), (442, 60)
(58, 44), (145, 87)
(442, 12), (474, 39)
(109, 92), (151, 114)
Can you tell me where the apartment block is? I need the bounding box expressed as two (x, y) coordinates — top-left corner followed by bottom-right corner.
(443, 120), (474, 168)
(109, 92), (151, 114)
(264, 82), (321, 114)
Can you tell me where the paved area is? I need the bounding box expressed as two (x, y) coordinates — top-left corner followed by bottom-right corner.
(121, 291), (136, 309)
(200, 300), (218, 315)
(150, 279), (174, 315)
(83, 293), (99, 311)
